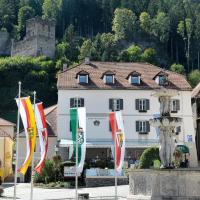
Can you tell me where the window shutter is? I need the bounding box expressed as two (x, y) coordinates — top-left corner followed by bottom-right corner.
(70, 98), (74, 108)
(146, 99), (150, 110)
(135, 99), (139, 110)
(176, 100), (180, 111)
(146, 121), (150, 132)
(70, 120), (72, 132)
(81, 98), (84, 107)
(136, 121), (139, 132)
(109, 122), (112, 131)
(120, 99), (123, 110)
(109, 99), (113, 110)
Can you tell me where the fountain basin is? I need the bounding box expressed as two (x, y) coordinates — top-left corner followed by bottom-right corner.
(128, 168), (200, 200)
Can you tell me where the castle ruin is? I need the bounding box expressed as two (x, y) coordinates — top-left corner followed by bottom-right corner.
(11, 17), (55, 58)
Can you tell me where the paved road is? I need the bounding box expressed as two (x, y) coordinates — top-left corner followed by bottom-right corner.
(1, 183), (129, 200)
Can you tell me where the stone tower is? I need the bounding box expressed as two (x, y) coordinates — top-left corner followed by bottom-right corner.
(11, 16), (55, 58)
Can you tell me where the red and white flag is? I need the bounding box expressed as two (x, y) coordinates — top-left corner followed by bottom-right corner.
(34, 103), (48, 173)
(109, 111), (125, 172)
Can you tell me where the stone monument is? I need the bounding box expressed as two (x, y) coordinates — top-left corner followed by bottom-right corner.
(149, 89), (182, 168)
(128, 88), (200, 200)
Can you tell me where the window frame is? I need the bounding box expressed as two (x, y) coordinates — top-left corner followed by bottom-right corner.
(131, 75), (140, 85)
(105, 74), (114, 84)
(109, 98), (123, 111)
(171, 99), (180, 113)
(70, 98), (84, 108)
(79, 74), (88, 84)
(159, 75), (168, 86)
(136, 120), (150, 134)
(136, 99), (150, 112)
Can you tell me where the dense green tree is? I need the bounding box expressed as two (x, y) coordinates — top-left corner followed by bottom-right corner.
(152, 12), (170, 43)
(42, 0), (60, 20)
(141, 48), (157, 64)
(139, 12), (152, 35)
(112, 8), (137, 40)
(177, 18), (193, 72)
(126, 45), (142, 62)
(79, 39), (93, 60)
(170, 63), (185, 74)
(17, 6), (35, 39)
(188, 70), (200, 87)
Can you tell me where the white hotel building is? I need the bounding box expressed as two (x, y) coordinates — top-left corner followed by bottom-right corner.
(57, 61), (198, 167)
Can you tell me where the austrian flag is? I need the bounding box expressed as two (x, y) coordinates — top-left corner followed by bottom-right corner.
(109, 111), (125, 172)
(34, 103), (48, 174)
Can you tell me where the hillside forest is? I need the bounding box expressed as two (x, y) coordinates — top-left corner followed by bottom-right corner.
(0, 0), (200, 121)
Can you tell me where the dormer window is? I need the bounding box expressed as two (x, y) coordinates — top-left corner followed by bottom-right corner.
(79, 74), (88, 84)
(101, 71), (115, 84)
(127, 71), (141, 85)
(106, 75), (114, 84)
(154, 71), (168, 86)
(76, 70), (89, 84)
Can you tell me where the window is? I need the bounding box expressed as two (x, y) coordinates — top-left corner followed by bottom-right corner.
(175, 126), (181, 135)
(171, 99), (180, 113)
(79, 75), (88, 84)
(131, 76), (140, 84)
(70, 98), (84, 108)
(109, 99), (123, 111)
(159, 76), (168, 86)
(135, 99), (150, 112)
(106, 75), (114, 84)
(136, 121), (150, 133)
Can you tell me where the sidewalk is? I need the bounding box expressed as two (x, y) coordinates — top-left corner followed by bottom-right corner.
(1, 183), (129, 200)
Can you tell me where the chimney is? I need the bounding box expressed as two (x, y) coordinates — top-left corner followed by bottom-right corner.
(84, 57), (90, 65)
(63, 63), (68, 71)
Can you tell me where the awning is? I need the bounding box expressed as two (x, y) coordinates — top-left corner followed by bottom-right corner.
(59, 139), (159, 148)
(176, 145), (190, 154)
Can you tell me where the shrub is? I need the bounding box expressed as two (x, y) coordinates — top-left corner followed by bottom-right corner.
(139, 147), (160, 169)
(170, 63), (185, 75)
(127, 45), (142, 62)
(141, 48), (157, 64)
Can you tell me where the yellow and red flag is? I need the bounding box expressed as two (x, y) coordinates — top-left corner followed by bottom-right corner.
(16, 97), (37, 175)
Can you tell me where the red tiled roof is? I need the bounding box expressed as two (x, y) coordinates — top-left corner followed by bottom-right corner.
(0, 118), (15, 126)
(57, 62), (191, 91)
(192, 82), (200, 98)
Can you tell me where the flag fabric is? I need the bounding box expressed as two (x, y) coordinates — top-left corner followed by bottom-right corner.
(16, 97), (37, 175)
(109, 111), (125, 172)
(70, 107), (86, 174)
(34, 103), (48, 174)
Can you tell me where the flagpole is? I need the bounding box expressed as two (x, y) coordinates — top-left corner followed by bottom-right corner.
(14, 81), (21, 200)
(30, 91), (36, 200)
(75, 97), (78, 200)
(113, 100), (117, 200)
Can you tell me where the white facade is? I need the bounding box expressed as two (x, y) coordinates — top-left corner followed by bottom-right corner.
(57, 89), (198, 166)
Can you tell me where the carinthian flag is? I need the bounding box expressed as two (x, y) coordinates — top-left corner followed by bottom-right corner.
(70, 107), (86, 174)
(109, 111), (125, 172)
(34, 103), (48, 174)
(16, 97), (37, 175)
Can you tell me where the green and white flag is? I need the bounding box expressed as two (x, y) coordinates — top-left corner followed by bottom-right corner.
(70, 107), (86, 174)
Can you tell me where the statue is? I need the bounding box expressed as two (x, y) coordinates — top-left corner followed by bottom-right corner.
(150, 89), (182, 168)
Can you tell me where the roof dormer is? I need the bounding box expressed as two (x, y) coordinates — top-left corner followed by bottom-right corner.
(126, 71), (141, 85)
(76, 70), (89, 84)
(153, 71), (168, 86)
(101, 70), (115, 84)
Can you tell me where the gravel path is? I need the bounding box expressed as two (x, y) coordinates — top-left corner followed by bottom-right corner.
(1, 183), (129, 200)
